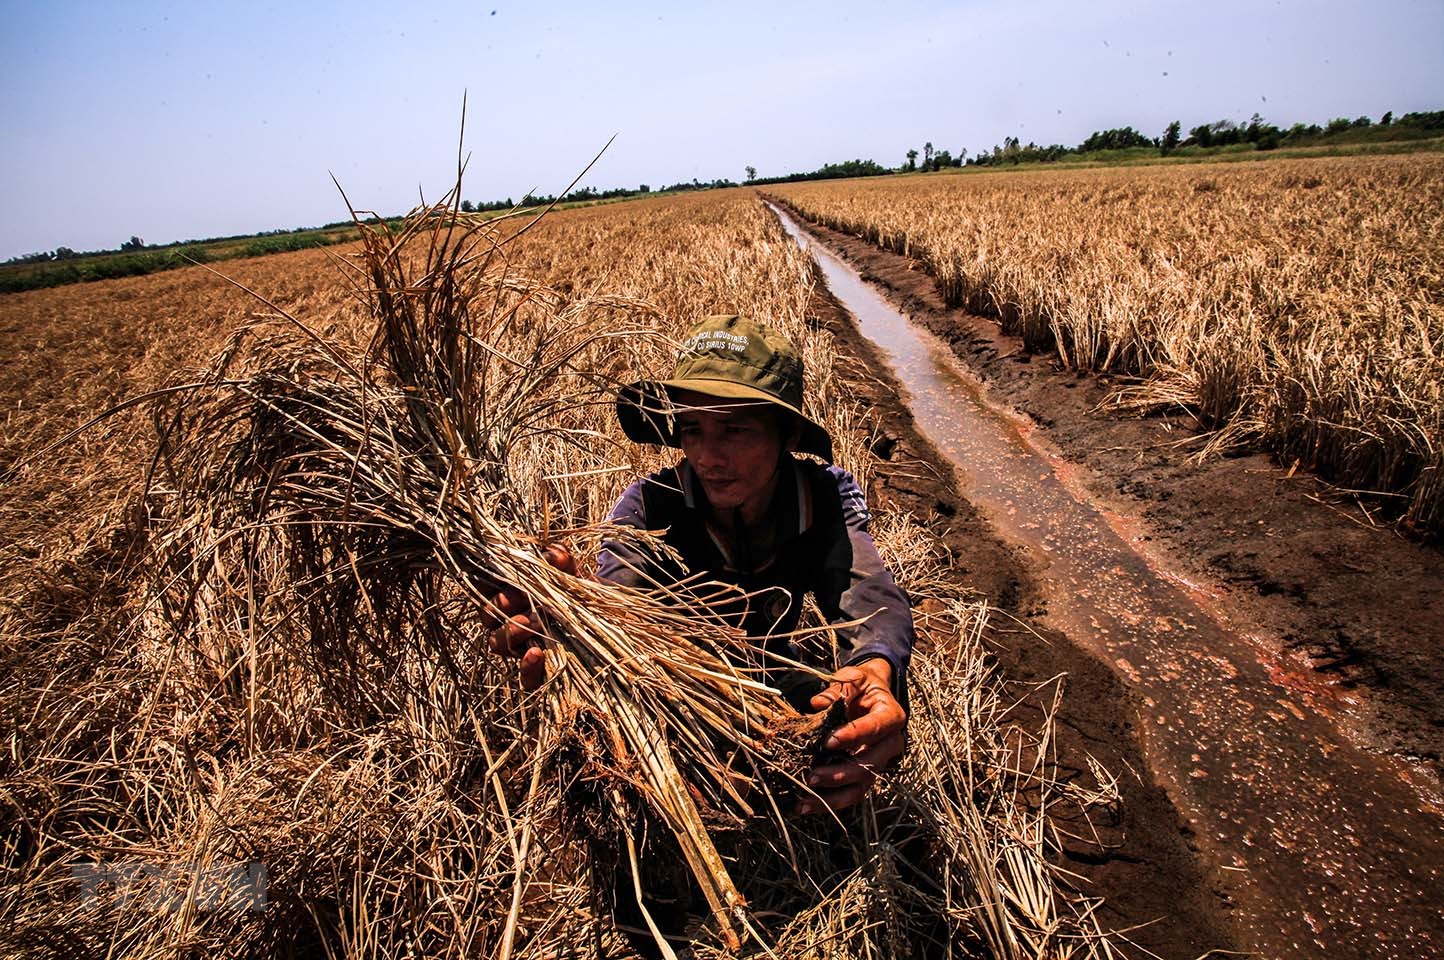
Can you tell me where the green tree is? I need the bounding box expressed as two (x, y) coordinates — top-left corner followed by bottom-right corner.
(5, 251), (53, 265)
(460, 199), (475, 213)
(923, 141), (934, 169)
(745, 165), (757, 182)
(121, 235), (145, 251)
(1398, 111), (1444, 129)
(1080, 126), (1152, 151)
(904, 149), (918, 171)
(1160, 120), (1181, 155)
(1381, 111), (1393, 126)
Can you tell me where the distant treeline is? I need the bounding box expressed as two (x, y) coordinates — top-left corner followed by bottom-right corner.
(7, 107), (1440, 294)
(0, 230), (361, 295)
(918, 109), (1444, 170)
(746, 159), (892, 185)
(3, 222), (372, 269)
(457, 177), (731, 212)
(450, 160), (891, 214)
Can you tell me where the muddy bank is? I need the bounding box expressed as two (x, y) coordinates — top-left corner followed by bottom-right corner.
(782, 203), (1444, 783)
(802, 249), (1240, 958)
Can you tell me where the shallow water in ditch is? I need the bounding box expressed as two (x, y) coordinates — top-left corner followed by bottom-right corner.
(770, 203), (1443, 959)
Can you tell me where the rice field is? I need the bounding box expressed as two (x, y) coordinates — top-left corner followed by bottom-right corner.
(771, 155), (1444, 533)
(0, 191), (1122, 957)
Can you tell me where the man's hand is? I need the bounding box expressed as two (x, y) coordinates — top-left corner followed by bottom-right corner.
(486, 545), (577, 690)
(799, 658), (907, 814)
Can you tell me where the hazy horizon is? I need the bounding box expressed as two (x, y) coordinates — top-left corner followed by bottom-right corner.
(3, 0), (1442, 260)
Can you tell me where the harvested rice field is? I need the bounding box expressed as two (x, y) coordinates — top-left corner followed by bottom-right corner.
(2, 162), (1441, 960)
(773, 155), (1444, 532)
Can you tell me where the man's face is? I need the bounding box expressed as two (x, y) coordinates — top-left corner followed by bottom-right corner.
(671, 389), (784, 520)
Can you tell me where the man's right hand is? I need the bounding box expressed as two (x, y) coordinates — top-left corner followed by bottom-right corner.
(487, 545), (577, 690)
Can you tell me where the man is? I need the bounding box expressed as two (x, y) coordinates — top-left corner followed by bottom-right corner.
(494, 314), (912, 813)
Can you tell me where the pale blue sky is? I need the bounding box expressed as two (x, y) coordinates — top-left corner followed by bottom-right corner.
(2, 0), (1441, 259)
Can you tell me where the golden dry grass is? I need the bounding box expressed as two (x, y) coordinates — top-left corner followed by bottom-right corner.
(0, 245), (368, 595)
(772, 155), (1444, 532)
(1, 189), (1125, 958)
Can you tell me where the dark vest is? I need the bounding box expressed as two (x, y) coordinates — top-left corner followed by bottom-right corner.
(635, 458), (853, 646)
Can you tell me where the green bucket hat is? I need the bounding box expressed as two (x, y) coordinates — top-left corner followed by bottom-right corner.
(617, 314), (834, 462)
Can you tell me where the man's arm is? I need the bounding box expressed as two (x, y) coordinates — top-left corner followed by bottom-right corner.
(801, 657), (907, 813)
(490, 475), (661, 688)
(595, 474), (674, 590)
(489, 545), (578, 690)
(804, 465), (915, 813)
(824, 465), (915, 702)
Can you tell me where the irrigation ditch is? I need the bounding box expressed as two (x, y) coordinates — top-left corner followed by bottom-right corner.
(766, 200), (1444, 959)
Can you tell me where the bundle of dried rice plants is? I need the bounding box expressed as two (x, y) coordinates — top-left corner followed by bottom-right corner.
(139, 188), (874, 951)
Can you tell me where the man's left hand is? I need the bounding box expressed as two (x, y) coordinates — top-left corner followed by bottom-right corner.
(800, 658), (907, 814)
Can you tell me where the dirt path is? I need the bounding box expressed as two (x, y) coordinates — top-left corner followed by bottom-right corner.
(772, 201), (1444, 959)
